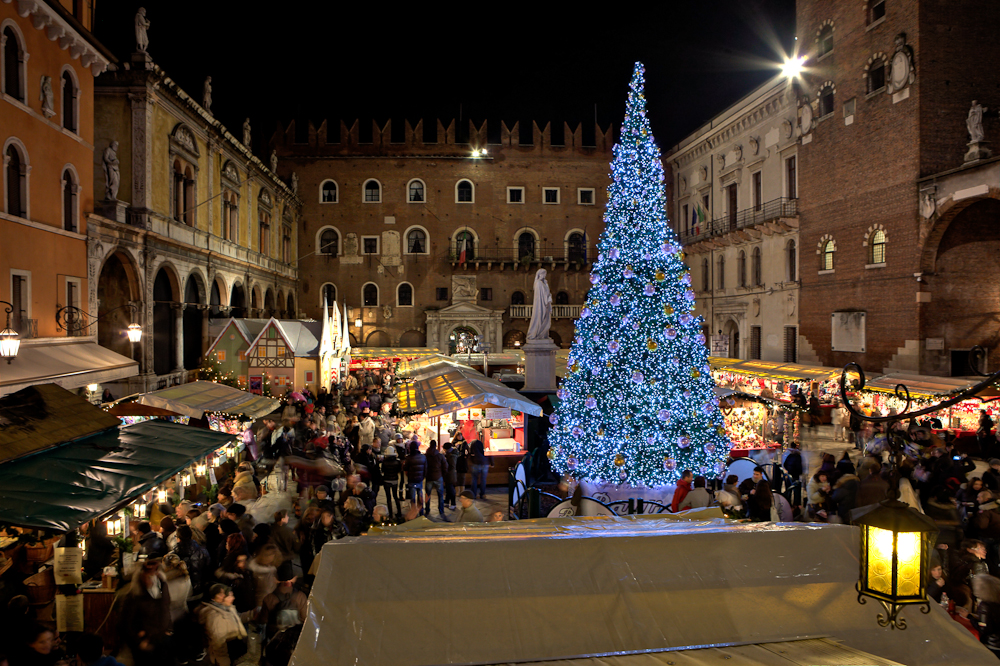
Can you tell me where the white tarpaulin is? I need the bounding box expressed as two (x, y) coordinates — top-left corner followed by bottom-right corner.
(136, 381), (278, 419)
(395, 363), (542, 418)
(292, 516), (992, 666)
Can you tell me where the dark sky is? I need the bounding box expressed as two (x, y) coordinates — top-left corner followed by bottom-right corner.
(94, 1), (796, 151)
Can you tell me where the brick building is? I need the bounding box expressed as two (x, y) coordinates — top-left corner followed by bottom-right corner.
(796, 0), (1000, 375)
(272, 119), (613, 354)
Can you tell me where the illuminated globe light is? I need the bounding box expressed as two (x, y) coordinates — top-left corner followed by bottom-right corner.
(632, 370), (645, 384)
(658, 409), (671, 422)
(665, 327), (677, 340)
(679, 314), (692, 325)
(663, 305), (674, 315)
(557, 388), (568, 400)
(621, 316), (630, 327)
(685, 290), (696, 301)
(610, 294), (621, 306)
(585, 396), (598, 409)
(619, 469), (628, 481)
(646, 434), (657, 445)
(678, 436), (691, 448)
(567, 456), (577, 470)
(600, 284), (609, 292)
(631, 321), (641, 330)
(664, 456), (676, 471)
(655, 270), (666, 282)
(660, 242), (672, 255)
(696, 333), (707, 345)
(609, 248), (620, 260)
(581, 307), (592, 318)
(547, 449), (556, 460)
(704, 443), (716, 455)
(572, 426), (584, 437)
(647, 339), (658, 351)
(549, 413), (560, 425)
(590, 274), (600, 284)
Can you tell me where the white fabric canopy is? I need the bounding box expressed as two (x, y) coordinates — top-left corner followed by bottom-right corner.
(395, 364), (542, 417)
(136, 380), (278, 419)
(0, 340), (138, 397)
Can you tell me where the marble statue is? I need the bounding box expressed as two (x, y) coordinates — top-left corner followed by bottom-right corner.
(202, 76), (212, 112)
(103, 141), (120, 201)
(968, 100), (987, 143)
(39, 76), (55, 118)
(527, 268), (553, 341)
(270, 150), (278, 172)
(290, 172), (299, 195)
(243, 117), (251, 147)
(135, 8), (149, 53)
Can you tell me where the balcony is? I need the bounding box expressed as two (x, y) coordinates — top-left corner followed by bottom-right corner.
(12, 316), (38, 339)
(679, 197), (798, 245)
(509, 304), (583, 319)
(450, 245), (597, 271)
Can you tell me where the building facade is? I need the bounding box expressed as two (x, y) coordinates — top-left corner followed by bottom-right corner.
(0, 1), (134, 397)
(796, 0), (1000, 375)
(90, 44), (300, 392)
(666, 77), (801, 362)
(273, 119), (613, 355)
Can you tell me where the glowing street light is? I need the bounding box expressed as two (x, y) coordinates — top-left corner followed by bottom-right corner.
(781, 55), (806, 80)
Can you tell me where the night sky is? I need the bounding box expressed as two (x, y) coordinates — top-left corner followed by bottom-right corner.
(93, 1), (796, 152)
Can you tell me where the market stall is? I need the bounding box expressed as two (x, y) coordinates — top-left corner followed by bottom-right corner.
(348, 347), (442, 372)
(395, 363), (542, 484)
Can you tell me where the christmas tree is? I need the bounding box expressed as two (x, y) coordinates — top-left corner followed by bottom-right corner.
(548, 63), (731, 488)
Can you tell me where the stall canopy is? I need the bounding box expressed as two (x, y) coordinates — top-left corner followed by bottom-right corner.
(0, 384), (121, 464)
(349, 347), (441, 360)
(0, 419), (236, 532)
(395, 364), (542, 418)
(0, 339), (138, 397)
(864, 372), (1000, 401)
(397, 354), (472, 380)
(136, 381), (278, 419)
(294, 516), (992, 666)
(709, 358), (842, 382)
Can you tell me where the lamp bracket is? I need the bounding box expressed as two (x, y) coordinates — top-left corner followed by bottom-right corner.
(56, 303), (140, 334)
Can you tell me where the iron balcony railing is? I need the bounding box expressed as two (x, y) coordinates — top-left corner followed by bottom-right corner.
(679, 197), (797, 244)
(449, 244), (598, 265)
(509, 304), (582, 319)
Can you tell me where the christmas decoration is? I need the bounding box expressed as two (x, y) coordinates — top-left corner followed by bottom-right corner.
(548, 62), (731, 487)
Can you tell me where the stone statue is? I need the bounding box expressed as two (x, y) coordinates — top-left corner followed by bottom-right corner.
(270, 150), (278, 172)
(103, 140), (120, 201)
(527, 268), (553, 341)
(202, 76), (212, 112)
(968, 100), (987, 143)
(39, 75), (55, 118)
(135, 7), (149, 53)
(290, 172), (299, 195)
(243, 117), (251, 147)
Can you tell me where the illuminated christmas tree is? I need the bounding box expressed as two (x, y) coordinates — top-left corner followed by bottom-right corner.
(548, 63), (731, 487)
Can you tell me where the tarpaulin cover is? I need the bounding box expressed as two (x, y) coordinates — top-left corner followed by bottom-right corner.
(397, 354), (472, 380)
(708, 358), (842, 382)
(136, 381), (278, 419)
(864, 372), (1000, 401)
(0, 340), (138, 396)
(0, 420), (236, 532)
(394, 364), (542, 418)
(292, 516), (993, 666)
(0, 384), (121, 464)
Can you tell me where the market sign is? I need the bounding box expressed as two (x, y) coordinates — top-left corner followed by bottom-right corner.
(348, 360), (386, 370)
(486, 407), (512, 420)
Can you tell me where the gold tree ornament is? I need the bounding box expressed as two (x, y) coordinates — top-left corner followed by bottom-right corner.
(655, 270), (666, 282)
(614, 453), (626, 467)
(663, 305), (674, 315)
(647, 339), (658, 351)
(691, 369), (701, 378)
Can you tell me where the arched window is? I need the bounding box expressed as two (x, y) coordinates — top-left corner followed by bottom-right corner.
(818, 25), (833, 57)
(222, 191), (239, 242)
(61, 70), (78, 133)
(319, 228), (339, 256)
(752, 247), (763, 286)
(702, 258), (710, 292)
(5, 142), (27, 218)
(822, 240), (835, 270)
(2, 26), (25, 102)
(363, 283), (379, 306)
(555, 291), (569, 305)
(819, 85), (834, 118)
(511, 291), (525, 305)
(406, 227), (427, 254)
(62, 167), (77, 232)
(363, 179), (381, 203)
(456, 179), (474, 203)
(567, 232), (586, 263)
(320, 180), (337, 203)
(408, 179), (425, 203)
(518, 231), (536, 261)
(786, 240), (797, 281)
(320, 283), (337, 306)
(868, 57), (886, 94)
(258, 190), (272, 255)
(737, 250), (747, 288)
(173, 159), (196, 225)
(397, 283), (413, 307)
(717, 255), (726, 290)
(455, 230), (475, 261)
(869, 229), (886, 264)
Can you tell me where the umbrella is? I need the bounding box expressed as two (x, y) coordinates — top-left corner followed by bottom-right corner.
(290, 391), (307, 402)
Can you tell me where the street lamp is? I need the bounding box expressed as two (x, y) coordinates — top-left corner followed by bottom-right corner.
(127, 322), (143, 344)
(781, 55), (806, 80)
(0, 300), (20, 363)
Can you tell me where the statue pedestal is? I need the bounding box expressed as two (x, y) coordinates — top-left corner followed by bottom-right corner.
(98, 200), (128, 224)
(522, 338), (558, 391)
(965, 141), (992, 163)
(130, 52), (153, 70)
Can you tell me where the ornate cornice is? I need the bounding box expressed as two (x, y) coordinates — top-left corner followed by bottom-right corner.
(6, 0), (110, 76)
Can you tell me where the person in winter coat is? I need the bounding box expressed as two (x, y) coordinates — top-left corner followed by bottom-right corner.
(172, 525), (211, 595)
(343, 496), (371, 536)
(835, 451), (856, 478)
(829, 473), (860, 523)
(984, 459), (1000, 493)
(380, 445), (403, 519)
(233, 463), (258, 501)
(198, 583), (256, 666)
(424, 441), (449, 519)
(444, 442), (460, 510)
(807, 471), (831, 517)
(136, 522), (168, 558)
(358, 413), (376, 449)
(247, 543), (280, 608)
(215, 551), (256, 613)
(453, 436), (470, 497)
(309, 506), (346, 570)
(958, 478), (985, 526)
(259, 561), (308, 643)
(831, 401), (847, 441)
(744, 467), (773, 522)
(468, 439), (490, 499)
(678, 476), (713, 510)
(404, 441), (427, 511)
(671, 470), (693, 513)
(456, 490), (484, 523)
(270, 510), (300, 564)
(120, 560), (174, 666)
(226, 504), (256, 547)
(974, 574), (1000, 656)
(855, 469), (890, 509)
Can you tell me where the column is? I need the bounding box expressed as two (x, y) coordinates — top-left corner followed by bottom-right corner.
(172, 302), (184, 373)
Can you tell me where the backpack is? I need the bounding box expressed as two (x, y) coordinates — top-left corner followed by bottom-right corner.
(271, 590), (302, 633)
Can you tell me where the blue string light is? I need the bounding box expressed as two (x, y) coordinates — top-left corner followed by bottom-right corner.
(548, 62), (732, 487)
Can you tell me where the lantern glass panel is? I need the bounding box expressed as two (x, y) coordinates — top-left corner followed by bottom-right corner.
(867, 526), (894, 595)
(896, 531), (922, 596)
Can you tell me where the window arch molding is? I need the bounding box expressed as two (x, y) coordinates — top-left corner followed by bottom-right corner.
(319, 282), (337, 308)
(1, 20), (28, 102)
(59, 64), (80, 134)
(563, 228), (588, 262)
(397, 282), (414, 307)
(815, 20), (834, 58)
(455, 179), (475, 204)
(864, 52), (888, 94)
(752, 246), (763, 286)
(61, 163), (81, 233)
(817, 81), (836, 118)
(362, 282), (379, 307)
(403, 224), (430, 255)
(452, 227), (479, 260)
(406, 178), (426, 204)
(818, 234), (837, 271)
(513, 226), (540, 260)
(3, 136), (30, 219)
(362, 178), (382, 203)
(737, 249), (747, 287)
(786, 239), (797, 281)
(315, 225), (341, 257)
(864, 224), (888, 265)
(319, 179), (338, 204)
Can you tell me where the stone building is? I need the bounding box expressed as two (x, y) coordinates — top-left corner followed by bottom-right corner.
(272, 119), (613, 354)
(0, 0), (132, 396)
(796, 0), (1000, 375)
(89, 35), (300, 392)
(666, 76), (801, 362)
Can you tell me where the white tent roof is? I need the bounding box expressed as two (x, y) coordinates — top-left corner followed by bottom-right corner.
(292, 516), (992, 666)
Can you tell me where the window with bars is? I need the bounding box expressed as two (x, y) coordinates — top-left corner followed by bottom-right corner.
(869, 229), (886, 264)
(364, 180), (381, 202)
(750, 326), (762, 360)
(784, 326), (797, 363)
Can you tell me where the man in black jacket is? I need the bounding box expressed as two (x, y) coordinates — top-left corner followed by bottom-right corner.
(403, 441), (427, 514)
(136, 522), (168, 558)
(424, 441), (450, 520)
(380, 445), (403, 519)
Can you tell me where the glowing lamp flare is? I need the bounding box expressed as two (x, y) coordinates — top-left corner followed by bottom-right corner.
(126, 323), (142, 343)
(782, 55), (806, 80)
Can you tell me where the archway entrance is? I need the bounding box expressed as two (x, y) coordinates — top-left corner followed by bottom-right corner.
(503, 329), (526, 349)
(183, 276), (203, 370)
(448, 325), (479, 354)
(230, 283), (246, 319)
(399, 329), (426, 347)
(722, 320), (740, 359)
(97, 252), (136, 359)
(366, 330), (391, 347)
(152, 268), (176, 375)
(210, 280), (223, 319)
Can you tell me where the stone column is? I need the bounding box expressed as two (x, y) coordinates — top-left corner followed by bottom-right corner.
(201, 305), (211, 360)
(172, 302), (184, 373)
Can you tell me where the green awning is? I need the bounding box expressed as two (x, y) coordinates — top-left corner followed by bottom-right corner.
(0, 420), (237, 533)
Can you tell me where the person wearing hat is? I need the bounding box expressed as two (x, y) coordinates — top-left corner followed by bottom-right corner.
(455, 491), (484, 523)
(380, 444), (403, 519)
(259, 560), (307, 642)
(985, 459), (1000, 493)
(121, 558), (174, 664)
